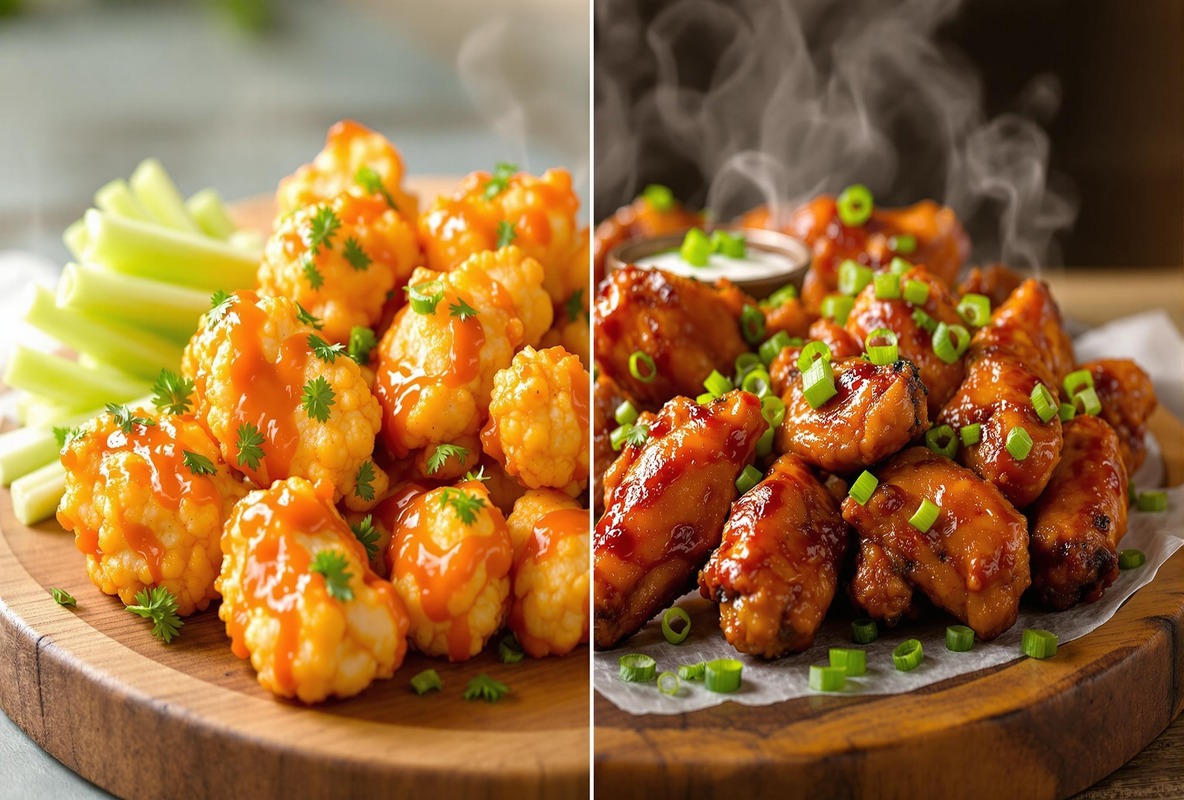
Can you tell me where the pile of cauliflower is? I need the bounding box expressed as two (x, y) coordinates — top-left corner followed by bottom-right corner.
(56, 121), (591, 703)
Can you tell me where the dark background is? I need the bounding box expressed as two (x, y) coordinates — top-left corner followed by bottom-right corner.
(594, 0), (1183, 268)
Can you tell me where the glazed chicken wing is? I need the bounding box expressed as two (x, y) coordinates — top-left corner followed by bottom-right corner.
(1029, 416), (1129, 610)
(594, 390), (766, 649)
(594, 265), (752, 405)
(973, 278), (1075, 387)
(956, 264), (1024, 310)
(1080, 358), (1157, 473)
(842, 447), (1030, 640)
(698, 454), (851, 658)
(593, 193), (703, 284)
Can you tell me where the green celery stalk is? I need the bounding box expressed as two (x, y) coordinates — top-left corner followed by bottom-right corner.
(63, 218), (89, 261)
(57, 262), (209, 344)
(11, 461), (66, 526)
(15, 394), (95, 428)
(130, 158), (202, 233)
(0, 406), (97, 485)
(95, 179), (152, 221)
(3, 346), (150, 407)
(186, 188), (236, 240)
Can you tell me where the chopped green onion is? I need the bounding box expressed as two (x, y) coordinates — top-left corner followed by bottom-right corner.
(735, 352), (763, 377)
(766, 283), (798, 307)
(1006, 427), (1034, 461)
(1031, 383), (1057, 423)
(619, 653), (657, 682)
(678, 662), (706, 681)
(945, 625), (975, 652)
(1118, 548), (1146, 569)
(1058, 402), (1077, 422)
(661, 606), (691, 645)
(864, 328), (899, 365)
(848, 471), (878, 506)
(838, 260), (873, 296)
(1073, 386), (1102, 416)
(1063, 369), (1094, 398)
(892, 639), (924, 671)
(657, 671), (681, 696)
(889, 257), (914, 276)
(908, 498), (940, 533)
(761, 396), (787, 428)
(609, 424), (632, 451)
(711, 230), (746, 259)
(408, 279), (444, 314)
(889, 234), (917, 255)
(704, 658), (743, 693)
(1136, 491), (1167, 512)
(754, 424), (774, 457)
(614, 400), (639, 426)
(741, 370), (771, 398)
(829, 648), (866, 676)
(821, 294), (854, 326)
(809, 665), (847, 692)
(736, 465), (762, 495)
(797, 340), (833, 372)
(410, 669), (443, 695)
(629, 351), (657, 383)
(836, 184), (874, 227)
(1021, 628), (1057, 659)
(759, 331), (796, 366)
(740, 304), (766, 345)
(902, 279), (930, 306)
(957, 293), (991, 327)
(932, 322), (970, 364)
(874, 272), (901, 300)
(912, 308), (937, 333)
(959, 423), (982, 446)
(642, 184), (674, 212)
(680, 228), (711, 267)
(924, 424), (958, 459)
(852, 618), (879, 644)
(696, 392), (715, 404)
(704, 369), (734, 397)
(802, 357), (837, 409)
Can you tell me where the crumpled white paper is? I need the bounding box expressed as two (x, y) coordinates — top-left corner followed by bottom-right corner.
(595, 313), (1184, 715)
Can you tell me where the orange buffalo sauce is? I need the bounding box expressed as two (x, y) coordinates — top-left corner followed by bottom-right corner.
(508, 507), (590, 657)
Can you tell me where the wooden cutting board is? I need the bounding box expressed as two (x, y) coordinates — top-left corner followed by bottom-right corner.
(0, 181), (589, 800)
(595, 407), (1184, 800)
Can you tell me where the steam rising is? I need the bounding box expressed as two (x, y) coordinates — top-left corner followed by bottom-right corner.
(595, 0), (1077, 267)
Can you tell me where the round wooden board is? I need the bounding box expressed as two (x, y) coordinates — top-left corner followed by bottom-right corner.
(0, 181), (590, 800)
(595, 407), (1184, 800)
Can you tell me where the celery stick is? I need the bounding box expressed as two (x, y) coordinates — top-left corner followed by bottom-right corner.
(82, 210), (258, 292)
(4, 346), (150, 407)
(186, 188), (236, 240)
(16, 394), (95, 428)
(63, 218), (89, 261)
(95, 179), (152, 221)
(130, 158), (202, 233)
(229, 228), (264, 254)
(25, 285), (183, 380)
(0, 408), (99, 485)
(58, 262), (209, 343)
(11, 461), (66, 526)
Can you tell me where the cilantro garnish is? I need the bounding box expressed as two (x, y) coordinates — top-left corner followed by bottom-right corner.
(354, 460), (377, 502)
(565, 288), (588, 322)
(152, 369), (195, 415)
(181, 450), (217, 476)
(499, 633), (524, 664)
(49, 587), (76, 608)
(438, 486), (486, 525)
(449, 298), (479, 322)
(625, 424), (650, 448)
(348, 326), (378, 365)
(235, 422), (265, 471)
(307, 334), (346, 363)
(310, 550), (354, 602)
(295, 301), (324, 330)
(126, 586), (183, 643)
(301, 376), (336, 423)
(462, 466), (490, 484)
(53, 426), (83, 449)
(495, 220), (517, 248)
(307, 206), (342, 255)
(106, 403), (155, 434)
(302, 254), (325, 289)
(462, 673), (510, 702)
(342, 237), (372, 271)
(355, 165), (398, 210)
(426, 443), (469, 475)
(208, 289), (235, 325)
(483, 161), (517, 200)
(349, 514), (382, 560)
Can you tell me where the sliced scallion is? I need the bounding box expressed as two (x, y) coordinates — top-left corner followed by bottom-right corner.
(864, 328), (899, 365)
(736, 465), (762, 495)
(932, 322), (970, 364)
(809, 664), (847, 692)
(802, 357), (837, 409)
(629, 351), (657, 383)
(661, 606), (692, 645)
(959, 423), (982, 446)
(618, 653), (657, 682)
(740, 304), (766, 345)
(908, 498), (940, 533)
(874, 272), (901, 300)
(1118, 548), (1146, 568)
(838, 259), (873, 296)
(1135, 491), (1167, 512)
(924, 424), (958, 459)
(852, 618), (879, 644)
(848, 471), (878, 506)
(1073, 386), (1102, 416)
(957, 293), (991, 327)
(614, 400), (639, 426)
(1031, 383), (1057, 423)
(828, 648), (866, 676)
(704, 369), (734, 397)
(1006, 427), (1033, 461)
(1021, 628), (1057, 659)
(892, 639), (924, 671)
(704, 658), (743, 693)
(945, 625), (974, 652)
(836, 184), (874, 227)
(657, 671), (681, 696)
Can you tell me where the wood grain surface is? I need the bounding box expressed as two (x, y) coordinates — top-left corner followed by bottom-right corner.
(0, 182), (590, 800)
(595, 407), (1184, 800)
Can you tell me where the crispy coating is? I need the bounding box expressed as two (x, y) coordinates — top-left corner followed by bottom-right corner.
(592, 194), (703, 284)
(763, 293), (813, 339)
(594, 390), (766, 649)
(507, 491), (590, 657)
(774, 358), (929, 475)
(973, 278), (1075, 387)
(1029, 416), (1129, 610)
(956, 264), (1024, 309)
(594, 265), (751, 405)
(593, 372), (636, 517)
(386, 480), (513, 661)
(277, 119), (418, 221)
(1081, 358), (1157, 473)
(181, 290), (387, 506)
(842, 447), (1030, 640)
(540, 286), (591, 370)
(258, 192), (420, 344)
(544, 226), (590, 311)
(217, 477), (410, 704)
(482, 346), (590, 496)
(459, 247), (554, 349)
(698, 454), (850, 658)
(57, 411), (246, 616)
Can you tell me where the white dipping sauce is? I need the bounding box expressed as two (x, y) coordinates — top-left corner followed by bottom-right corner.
(635, 248), (795, 282)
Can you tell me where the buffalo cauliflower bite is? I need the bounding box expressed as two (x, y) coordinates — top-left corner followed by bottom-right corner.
(540, 288), (591, 370)
(482, 346), (590, 496)
(455, 246), (553, 348)
(57, 410), (246, 616)
(257, 192), (420, 344)
(542, 226), (590, 308)
(218, 477), (410, 704)
(182, 290), (387, 507)
(277, 119), (418, 221)
(386, 480), (513, 661)
(506, 490), (590, 658)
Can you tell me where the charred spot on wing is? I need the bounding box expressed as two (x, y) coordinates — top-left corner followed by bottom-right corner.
(1092, 513), (1111, 532)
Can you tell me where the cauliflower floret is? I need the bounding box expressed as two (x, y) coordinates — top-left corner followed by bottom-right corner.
(258, 192), (420, 343)
(543, 225), (589, 308)
(506, 490), (590, 658)
(386, 480), (513, 661)
(455, 247), (553, 348)
(418, 167), (579, 293)
(218, 477), (410, 704)
(182, 290), (388, 507)
(540, 288), (591, 371)
(277, 119), (418, 221)
(481, 346), (590, 496)
(57, 410), (246, 616)
(340, 480), (433, 579)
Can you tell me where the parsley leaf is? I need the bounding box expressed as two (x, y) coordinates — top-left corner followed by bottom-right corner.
(301, 376), (336, 423)
(438, 486), (486, 525)
(462, 673), (510, 702)
(462, 466), (490, 483)
(499, 633), (524, 664)
(495, 220), (517, 248)
(208, 289), (235, 325)
(349, 514), (382, 560)
(410, 668), (443, 696)
(354, 461), (377, 502)
(625, 424), (650, 448)
(302, 254), (325, 289)
(152, 369), (195, 415)
(307, 334), (346, 363)
(182, 450), (217, 476)
(426, 443), (469, 475)
(565, 288), (588, 322)
(106, 403), (155, 434)
(53, 426), (83, 449)
(483, 161), (518, 200)
(448, 298), (479, 321)
(126, 586), (183, 643)
(49, 587), (76, 607)
(354, 165), (398, 210)
(342, 237), (372, 271)
(307, 206), (342, 255)
(310, 550), (354, 602)
(235, 422), (265, 471)
(295, 301), (324, 330)
(348, 326), (378, 365)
